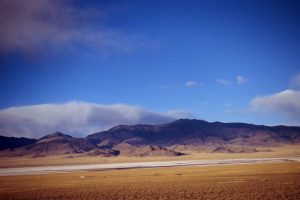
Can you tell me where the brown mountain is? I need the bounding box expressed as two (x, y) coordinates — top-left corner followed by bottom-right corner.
(0, 135), (37, 151)
(86, 119), (300, 152)
(1, 132), (119, 157)
(113, 143), (183, 157)
(1, 119), (300, 157)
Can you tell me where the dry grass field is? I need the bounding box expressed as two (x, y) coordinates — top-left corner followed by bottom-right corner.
(0, 162), (299, 200)
(0, 145), (299, 168)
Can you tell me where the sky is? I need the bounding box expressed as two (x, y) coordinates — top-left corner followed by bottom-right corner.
(0, 0), (300, 138)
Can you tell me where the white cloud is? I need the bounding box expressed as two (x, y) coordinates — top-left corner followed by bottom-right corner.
(290, 73), (300, 89)
(0, 102), (189, 138)
(250, 89), (300, 122)
(236, 75), (248, 85)
(217, 78), (230, 85)
(185, 80), (202, 88)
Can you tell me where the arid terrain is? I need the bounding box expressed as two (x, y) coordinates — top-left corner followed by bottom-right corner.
(0, 147), (299, 199)
(0, 162), (299, 200)
(0, 119), (299, 199)
(1, 119), (300, 163)
(0, 144), (299, 168)
(1, 0), (299, 199)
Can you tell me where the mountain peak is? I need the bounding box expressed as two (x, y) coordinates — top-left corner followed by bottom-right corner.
(39, 132), (73, 140)
(170, 119), (209, 126)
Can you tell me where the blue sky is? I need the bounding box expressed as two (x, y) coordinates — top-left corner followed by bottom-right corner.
(0, 0), (300, 137)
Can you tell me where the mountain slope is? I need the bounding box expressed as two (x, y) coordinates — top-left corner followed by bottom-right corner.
(1, 119), (300, 157)
(0, 135), (37, 150)
(86, 119), (300, 152)
(1, 132), (123, 157)
(2, 132), (97, 157)
(113, 143), (183, 157)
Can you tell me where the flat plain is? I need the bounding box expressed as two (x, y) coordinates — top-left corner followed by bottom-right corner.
(0, 162), (299, 200)
(0, 145), (299, 199)
(0, 145), (299, 168)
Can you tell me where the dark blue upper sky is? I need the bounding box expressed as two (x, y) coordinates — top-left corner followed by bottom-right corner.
(1, 0), (300, 127)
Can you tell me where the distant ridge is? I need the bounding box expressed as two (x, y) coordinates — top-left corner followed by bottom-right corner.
(87, 119), (300, 146)
(0, 135), (37, 151)
(1, 119), (300, 157)
(86, 119), (300, 153)
(0, 132), (119, 157)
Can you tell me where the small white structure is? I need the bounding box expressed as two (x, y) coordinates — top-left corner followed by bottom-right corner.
(80, 175), (85, 179)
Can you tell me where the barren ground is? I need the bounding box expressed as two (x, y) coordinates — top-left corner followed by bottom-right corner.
(0, 162), (299, 200)
(0, 145), (299, 168)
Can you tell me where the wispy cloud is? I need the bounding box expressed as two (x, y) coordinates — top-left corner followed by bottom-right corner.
(236, 75), (248, 85)
(224, 102), (231, 108)
(216, 78), (230, 85)
(0, 102), (189, 138)
(290, 73), (300, 89)
(185, 80), (202, 88)
(165, 109), (193, 119)
(0, 0), (150, 55)
(150, 84), (171, 90)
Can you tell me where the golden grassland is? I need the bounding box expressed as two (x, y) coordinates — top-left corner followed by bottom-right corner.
(0, 145), (299, 168)
(0, 162), (299, 200)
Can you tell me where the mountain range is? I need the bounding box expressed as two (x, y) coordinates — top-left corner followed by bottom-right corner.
(1, 119), (300, 157)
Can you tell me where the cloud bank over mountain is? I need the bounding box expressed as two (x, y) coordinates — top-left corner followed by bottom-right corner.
(0, 102), (188, 138)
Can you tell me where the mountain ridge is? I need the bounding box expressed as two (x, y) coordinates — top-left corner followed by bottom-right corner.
(87, 119), (300, 146)
(1, 119), (300, 157)
(0, 135), (37, 151)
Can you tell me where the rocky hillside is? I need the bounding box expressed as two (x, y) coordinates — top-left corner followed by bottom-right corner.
(0, 135), (37, 151)
(86, 119), (300, 152)
(0, 132), (118, 157)
(1, 119), (300, 157)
